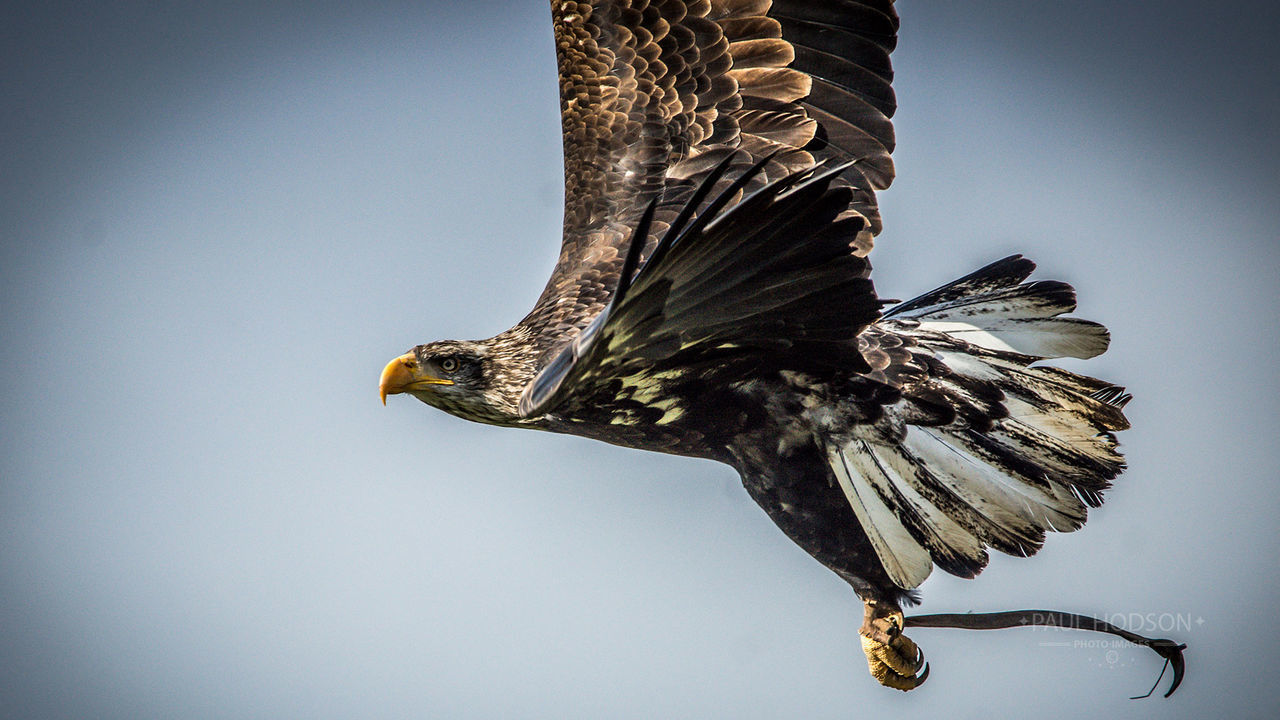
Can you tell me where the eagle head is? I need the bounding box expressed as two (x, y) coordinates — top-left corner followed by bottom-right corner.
(379, 337), (535, 426)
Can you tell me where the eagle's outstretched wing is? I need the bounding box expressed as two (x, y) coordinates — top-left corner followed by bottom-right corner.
(518, 156), (882, 421)
(519, 0), (898, 353)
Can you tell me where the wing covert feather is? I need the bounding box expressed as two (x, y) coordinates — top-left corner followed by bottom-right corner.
(521, 0), (898, 358)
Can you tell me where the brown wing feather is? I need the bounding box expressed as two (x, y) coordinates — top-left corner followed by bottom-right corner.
(520, 0), (898, 354)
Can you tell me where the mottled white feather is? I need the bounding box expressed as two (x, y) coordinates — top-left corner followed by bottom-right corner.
(911, 427), (1086, 533)
(850, 436), (988, 570)
(918, 318), (1109, 359)
(828, 444), (933, 589)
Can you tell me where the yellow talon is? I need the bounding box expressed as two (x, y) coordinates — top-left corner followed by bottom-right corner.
(860, 599), (930, 691)
(862, 633), (929, 690)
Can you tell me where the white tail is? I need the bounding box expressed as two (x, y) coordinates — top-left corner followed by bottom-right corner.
(827, 256), (1130, 589)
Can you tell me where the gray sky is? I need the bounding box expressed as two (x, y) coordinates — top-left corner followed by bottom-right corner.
(3, 1), (1278, 718)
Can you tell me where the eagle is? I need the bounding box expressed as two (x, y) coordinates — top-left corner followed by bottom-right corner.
(379, 0), (1183, 694)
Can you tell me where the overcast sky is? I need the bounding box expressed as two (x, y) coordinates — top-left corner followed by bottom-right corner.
(2, 1), (1278, 718)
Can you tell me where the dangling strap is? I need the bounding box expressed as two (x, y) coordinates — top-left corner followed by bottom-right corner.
(905, 609), (1187, 698)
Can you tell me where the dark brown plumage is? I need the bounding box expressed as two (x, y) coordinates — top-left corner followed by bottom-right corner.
(525, 0), (897, 355)
(378, 0), (1184, 696)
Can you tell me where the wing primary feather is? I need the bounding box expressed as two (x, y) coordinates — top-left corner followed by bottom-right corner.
(697, 157), (856, 237)
(611, 199), (658, 309)
(641, 151), (742, 274)
(663, 150), (779, 254)
(787, 159), (860, 198)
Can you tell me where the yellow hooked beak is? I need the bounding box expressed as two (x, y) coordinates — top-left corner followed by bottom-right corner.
(379, 352), (454, 405)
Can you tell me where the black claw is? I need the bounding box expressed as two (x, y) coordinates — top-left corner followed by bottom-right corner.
(1130, 640), (1187, 699)
(1162, 643), (1187, 698)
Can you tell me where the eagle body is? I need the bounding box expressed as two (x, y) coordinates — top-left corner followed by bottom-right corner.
(380, 0), (1134, 690)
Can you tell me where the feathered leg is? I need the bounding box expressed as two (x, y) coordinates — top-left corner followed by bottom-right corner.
(860, 598), (929, 690)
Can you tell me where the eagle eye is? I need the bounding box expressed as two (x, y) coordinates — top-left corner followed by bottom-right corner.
(440, 357), (460, 373)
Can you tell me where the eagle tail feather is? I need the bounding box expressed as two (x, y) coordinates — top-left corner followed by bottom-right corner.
(828, 257), (1129, 590)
